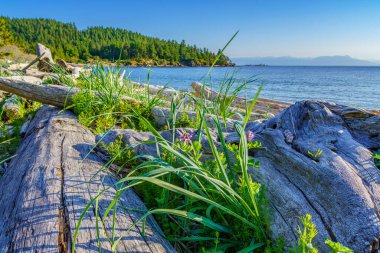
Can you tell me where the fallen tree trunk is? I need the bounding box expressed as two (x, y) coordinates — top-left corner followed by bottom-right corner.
(0, 76), (79, 107)
(21, 52), (46, 71)
(191, 81), (292, 115)
(131, 81), (179, 100)
(0, 77), (235, 129)
(0, 106), (175, 252)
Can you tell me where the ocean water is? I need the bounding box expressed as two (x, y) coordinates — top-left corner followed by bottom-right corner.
(120, 66), (380, 109)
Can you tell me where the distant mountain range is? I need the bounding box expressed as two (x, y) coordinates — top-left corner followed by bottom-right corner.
(232, 55), (379, 66)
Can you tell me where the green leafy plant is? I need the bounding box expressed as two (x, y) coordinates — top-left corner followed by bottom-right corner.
(0, 96), (41, 177)
(325, 239), (353, 253)
(101, 135), (138, 171)
(42, 64), (77, 87)
(291, 214), (352, 253)
(374, 149), (380, 169)
(87, 99), (271, 252)
(308, 148), (323, 160)
(291, 214), (318, 253)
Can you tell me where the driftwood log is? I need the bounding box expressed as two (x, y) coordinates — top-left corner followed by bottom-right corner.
(0, 76), (79, 107)
(36, 43), (55, 72)
(0, 77), (235, 129)
(20, 44), (55, 72)
(225, 101), (380, 252)
(191, 81), (292, 116)
(56, 59), (74, 73)
(0, 106), (175, 252)
(132, 81), (179, 100)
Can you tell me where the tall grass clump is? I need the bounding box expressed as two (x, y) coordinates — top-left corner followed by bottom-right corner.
(73, 84), (276, 252)
(0, 96), (41, 176)
(71, 65), (165, 133)
(200, 70), (257, 127)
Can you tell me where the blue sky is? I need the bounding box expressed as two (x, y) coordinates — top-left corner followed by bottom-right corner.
(1, 0), (380, 60)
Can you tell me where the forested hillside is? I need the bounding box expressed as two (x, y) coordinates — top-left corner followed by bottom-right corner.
(1, 17), (233, 66)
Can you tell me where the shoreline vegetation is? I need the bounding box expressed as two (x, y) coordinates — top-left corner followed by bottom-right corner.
(0, 18), (379, 253)
(1, 49), (374, 253)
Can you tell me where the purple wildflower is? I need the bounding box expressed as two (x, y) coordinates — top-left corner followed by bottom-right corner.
(180, 131), (193, 145)
(247, 130), (254, 142)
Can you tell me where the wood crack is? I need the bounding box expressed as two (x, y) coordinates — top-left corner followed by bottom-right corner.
(270, 203), (298, 241)
(58, 136), (72, 252)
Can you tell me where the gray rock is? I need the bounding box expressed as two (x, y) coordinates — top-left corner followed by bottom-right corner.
(71, 67), (81, 78)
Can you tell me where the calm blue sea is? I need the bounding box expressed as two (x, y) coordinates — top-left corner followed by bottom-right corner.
(120, 66), (380, 109)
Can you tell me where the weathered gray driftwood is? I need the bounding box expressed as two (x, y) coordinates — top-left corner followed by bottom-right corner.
(25, 69), (59, 79)
(0, 76), (79, 107)
(191, 81), (291, 115)
(36, 43), (55, 72)
(132, 81), (179, 100)
(0, 106), (175, 252)
(21, 52), (45, 72)
(20, 43), (55, 72)
(226, 101), (380, 252)
(56, 59), (74, 73)
(0, 77), (236, 129)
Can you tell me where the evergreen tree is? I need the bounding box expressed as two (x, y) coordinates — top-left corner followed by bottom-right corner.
(0, 17), (12, 47)
(1, 17), (234, 66)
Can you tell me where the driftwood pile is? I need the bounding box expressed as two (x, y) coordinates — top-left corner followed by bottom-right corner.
(0, 46), (379, 251)
(4, 43), (85, 80)
(0, 76), (240, 130)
